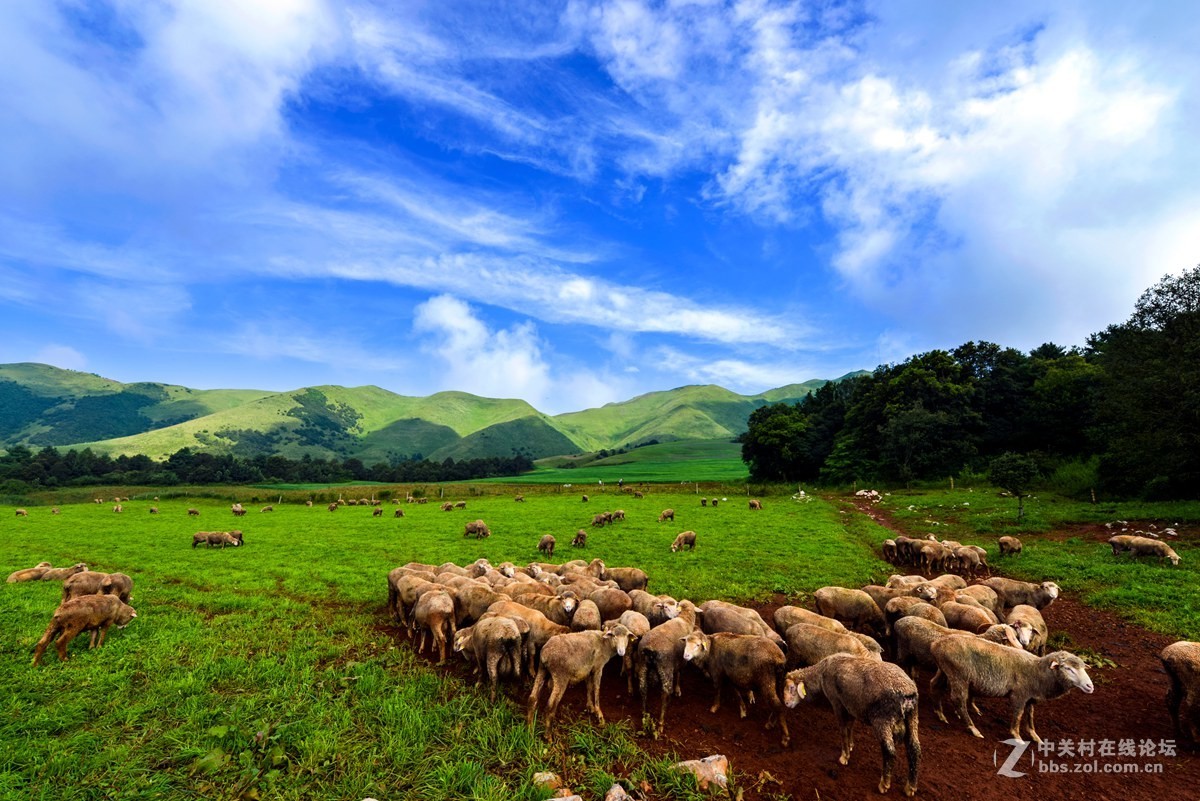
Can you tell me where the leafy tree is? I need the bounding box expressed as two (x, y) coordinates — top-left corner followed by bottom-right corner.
(990, 452), (1039, 520)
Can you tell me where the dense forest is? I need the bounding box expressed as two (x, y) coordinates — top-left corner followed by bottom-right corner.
(0, 446), (533, 492)
(742, 266), (1200, 499)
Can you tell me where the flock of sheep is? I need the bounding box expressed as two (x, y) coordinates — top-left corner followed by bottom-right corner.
(7, 561), (137, 666)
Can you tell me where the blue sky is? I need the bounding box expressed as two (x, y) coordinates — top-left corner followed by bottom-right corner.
(2, 1), (1197, 414)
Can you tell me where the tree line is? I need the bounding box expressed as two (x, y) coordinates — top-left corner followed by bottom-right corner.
(742, 266), (1200, 499)
(0, 445), (534, 492)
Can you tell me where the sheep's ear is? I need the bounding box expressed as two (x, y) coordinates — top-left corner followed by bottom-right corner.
(798, 682), (807, 700)
(1049, 659), (1059, 670)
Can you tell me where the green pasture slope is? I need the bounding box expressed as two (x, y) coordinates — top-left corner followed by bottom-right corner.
(504, 439), (750, 485)
(869, 488), (1200, 639)
(0, 492), (888, 800)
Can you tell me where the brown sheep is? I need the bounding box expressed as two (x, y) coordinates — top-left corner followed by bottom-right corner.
(591, 513), (609, 527)
(187, 508), (200, 517)
(570, 599), (602, 632)
(588, 587), (632, 621)
(893, 616), (1022, 678)
(670, 531), (697, 552)
(612, 509), (625, 521)
(112, 505), (123, 513)
(514, 495), (525, 502)
(484, 600), (570, 675)
(981, 578), (1060, 615)
(394, 508), (405, 518)
(1162, 641), (1200, 740)
(454, 501), (467, 509)
(440, 502), (454, 511)
(682, 630), (789, 746)
(699, 599), (786, 652)
(657, 508), (674, 523)
(998, 536), (1023, 556)
(629, 590), (680, 627)
(260, 505), (274, 513)
(39, 563), (88, 581)
(783, 623), (882, 669)
(636, 599), (699, 734)
(51, 507), (60, 515)
(633, 491), (644, 499)
(571, 529), (587, 547)
(612, 610), (651, 691)
(327, 502), (338, 512)
(148, 507), (158, 514)
(464, 519), (491, 539)
(527, 624), (633, 729)
(748, 499), (763, 510)
(414, 589), (457, 663)
(537, 534), (556, 558)
(600, 565), (649, 593)
(454, 616), (523, 700)
(62, 571), (110, 602)
(7, 562), (54, 583)
(1006, 604), (1048, 655)
(940, 601), (999, 634)
(711, 499), (719, 507)
(700, 497), (707, 506)
(32, 594), (137, 666)
(813, 587), (888, 638)
(784, 654), (920, 797)
(930, 638), (1094, 741)
(774, 605), (847, 634)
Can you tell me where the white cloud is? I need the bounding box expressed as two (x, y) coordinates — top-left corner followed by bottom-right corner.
(217, 321), (408, 373)
(34, 344), (87, 371)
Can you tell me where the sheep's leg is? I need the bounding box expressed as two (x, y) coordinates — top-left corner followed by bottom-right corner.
(544, 676), (568, 731)
(929, 670), (948, 724)
(952, 679), (982, 738)
(486, 651), (503, 702)
(95, 623), (111, 648)
(1166, 679), (1182, 735)
(874, 718), (897, 794)
(709, 675), (723, 714)
(591, 671), (606, 725)
(657, 666), (673, 733)
(734, 688), (748, 719)
(903, 706), (921, 798)
(527, 666), (548, 728)
(764, 684), (790, 747)
(57, 623), (83, 662)
(625, 653), (635, 693)
(32, 623), (61, 666)
(830, 702), (854, 765)
(1020, 701), (1041, 744)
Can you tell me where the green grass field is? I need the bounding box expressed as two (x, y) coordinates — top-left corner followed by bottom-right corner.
(510, 440), (749, 485)
(0, 491), (886, 800)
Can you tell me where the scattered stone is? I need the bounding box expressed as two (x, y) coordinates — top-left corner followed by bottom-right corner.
(674, 754), (729, 791)
(533, 772), (562, 791)
(604, 783), (633, 801)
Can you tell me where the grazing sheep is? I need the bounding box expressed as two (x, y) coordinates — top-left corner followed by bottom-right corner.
(99, 573), (134, 604)
(260, 505), (274, 513)
(327, 502), (338, 512)
(998, 536), (1023, 556)
(775, 605), (847, 634)
(112, 505), (123, 514)
(456, 616), (524, 700)
(414, 589), (457, 663)
(581, 494), (589, 503)
(813, 587), (888, 638)
(148, 507), (158, 514)
(637, 599), (700, 733)
(454, 501), (467, 509)
(537, 534), (556, 559)
(953, 546), (988, 577)
(893, 616), (1022, 678)
(1161, 641), (1200, 740)
(571, 530), (587, 547)
(783, 623), (882, 669)
(39, 563), (88, 581)
(1129, 536), (1181, 565)
(514, 495), (525, 502)
(882, 539), (898, 563)
(929, 638), (1094, 741)
(700, 498), (707, 507)
(62, 571), (109, 602)
(464, 519), (491, 539)
(748, 499), (763, 510)
(658, 508), (675, 523)
(783, 655), (920, 797)
(591, 513), (607, 527)
(205, 531), (241, 549)
(32, 594), (137, 666)
(633, 491), (644, 498)
(670, 531), (696, 552)
(7, 562), (54, 583)
(981, 578), (1060, 614)
(571, 599), (602, 631)
(440, 502), (453, 512)
(1006, 605), (1048, 655)
(600, 566), (649, 593)
(527, 624), (633, 728)
(394, 508), (405, 518)
(682, 630), (789, 746)
(710, 499), (719, 507)
(955, 585), (1002, 616)
(187, 508), (200, 517)
(305, 500), (313, 507)
(51, 507), (60, 515)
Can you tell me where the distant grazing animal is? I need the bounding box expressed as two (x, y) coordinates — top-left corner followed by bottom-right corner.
(32, 595), (137, 666)
(454, 501), (467, 509)
(260, 505), (274, 513)
(658, 509), (675, 523)
(327, 502), (338, 512)
(572, 530), (587, 547)
(15, 509), (28, 517)
(748, 499), (763, 510)
(51, 507), (60, 515)
(514, 495), (525, 502)
(148, 507), (158, 514)
(394, 509), (405, 518)
(671, 531), (697, 552)
(187, 508), (200, 517)
(538, 535), (556, 559)
(633, 491), (644, 499)
(112, 505), (123, 513)
(581, 494), (589, 503)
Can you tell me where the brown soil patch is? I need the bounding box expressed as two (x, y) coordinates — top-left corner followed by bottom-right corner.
(381, 504), (1200, 800)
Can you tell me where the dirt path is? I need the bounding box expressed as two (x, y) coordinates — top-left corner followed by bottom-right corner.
(386, 504), (1198, 800)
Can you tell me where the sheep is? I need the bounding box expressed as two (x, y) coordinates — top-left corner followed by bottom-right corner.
(681, 630), (789, 746)
(32, 594), (137, 666)
(527, 624), (633, 729)
(813, 587), (888, 638)
(710, 499), (719, 507)
(1006, 605), (1048, 655)
(51, 507), (60, 515)
(629, 590), (679, 627)
(861, 584), (931, 614)
(882, 539), (898, 563)
(440, 502), (453, 511)
(571, 599), (602, 632)
(7, 562), (54, 583)
(198, 531), (240, 549)
(601, 566), (649, 593)
(998, 536), (1023, 556)
(633, 491), (644, 498)
(636, 599), (700, 733)
(148, 506), (158, 514)
(774, 605), (847, 634)
(485, 600), (571, 675)
(454, 501), (467, 509)
(514, 592), (577, 627)
(414, 589), (457, 663)
(571, 530), (587, 547)
(1161, 641), (1200, 740)
(884, 597), (947, 629)
(783, 654), (920, 797)
(187, 508), (199, 516)
(62, 571), (110, 602)
(452, 583), (506, 626)
(699, 599), (786, 651)
(514, 495), (525, 502)
(612, 509), (625, 521)
(783, 623), (882, 669)
(260, 505), (274, 513)
(886, 574), (928, 589)
(612, 610), (651, 691)
(1129, 537), (1181, 565)
(456, 616), (523, 700)
(658, 508), (675, 523)
(537, 534), (556, 559)
(327, 502), (338, 512)
(581, 494), (589, 503)
(591, 513), (609, 527)
(39, 563), (88, 581)
(588, 587), (632, 621)
(893, 616), (1023, 678)
(955, 585), (1002, 616)
(305, 500), (313, 507)
(940, 601), (999, 634)
(670, 531), (696, 552)
(463, 519), (491, 539)
(700, 497), (707, 507)
(748, 499), (763, 510)
(982, 578), (1060, 614)
(953, 546), (988, 577)
(929, 637), (1094, 742)
(394, 508), (405, 518)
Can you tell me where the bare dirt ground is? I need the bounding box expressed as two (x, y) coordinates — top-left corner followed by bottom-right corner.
(384, 504), (1199, 800)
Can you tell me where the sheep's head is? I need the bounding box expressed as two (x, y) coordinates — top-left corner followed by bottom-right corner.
(656, 599), (680, 620)
(782, 670), (809, 708)
(1049, 653), (1094, 694)
(453, 628), (472, 653)
(914, 583), (937, 602)
(560, 595), (578, 614)
(116, 604), (137, 628)
(1168, 551), (1181, 566)
(681, 630), (709, 663)
(603, 623), (632, 657)
(1010, 620), (1034, 648)
(1041, 582), (1061, 600)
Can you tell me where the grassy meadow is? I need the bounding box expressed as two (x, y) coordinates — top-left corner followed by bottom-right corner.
(510, 439), (750, 485)
(0, 490), (889, 801)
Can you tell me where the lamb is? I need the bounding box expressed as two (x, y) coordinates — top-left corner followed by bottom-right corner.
(783, 623), (882, 669)
(1161, 641), (1200, 740)
(527, 624), (633, 729)
(1129, 537), (1181, 565)
(670, 531), (696, 552)
(148, 507), (158, 514)
(929, 637), (1094, 741)
(998, 536), (1023, 556)
(394, 509), (405, 518)
(571, 529), (587, 547)
(748, 499), (763, 510)
(774, 605), (847, 634)
(7, 562), (54, 583)
(537, 534), (556, 558)
(681, 630), (789, 746)
(982, 578), (1060, 614)
(32, 594), (137, 666)
(455, 616), (523, 700)
(414, 589), (457, 661)
(940, 601), (999, 634)
(893, 616), (1022, 678)
(783, 654), (920, 797)
(658, 508), (675, 523)
(187, 508), (199, 516)
(710, 499), (719, 507)
(571, 599), (602, 631)
(813, 587), (888, 638)
(700, 497), (707, 507)
(1006, 605), (1048, 655)
(636, 599), (700, 734)
(39, 563), (88, 581)
(463, 519), (491, 539)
